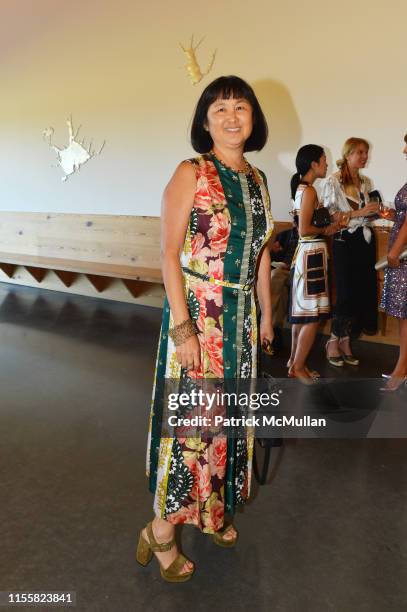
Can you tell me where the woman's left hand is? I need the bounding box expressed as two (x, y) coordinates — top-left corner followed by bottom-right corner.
(260, 318), (274, 354)
(387, 250), (400, 268)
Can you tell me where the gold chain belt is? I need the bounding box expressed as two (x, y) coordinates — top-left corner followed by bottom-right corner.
(182, 267), (255, 292)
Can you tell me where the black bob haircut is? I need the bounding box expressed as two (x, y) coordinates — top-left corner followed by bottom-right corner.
(191, 75), (268, 153)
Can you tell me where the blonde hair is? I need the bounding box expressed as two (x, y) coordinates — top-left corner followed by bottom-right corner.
(336, 137), (369, 187)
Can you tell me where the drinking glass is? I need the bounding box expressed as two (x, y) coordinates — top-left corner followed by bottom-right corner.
(335, 211), (350, 242)
(378, 202), (394, 233)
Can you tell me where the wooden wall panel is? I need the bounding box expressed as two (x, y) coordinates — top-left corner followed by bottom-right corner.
(0, 213), (161, 268)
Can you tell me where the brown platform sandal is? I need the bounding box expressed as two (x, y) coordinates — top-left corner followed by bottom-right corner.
(136, 522), (194, 583)
(213, 524), (238, 548)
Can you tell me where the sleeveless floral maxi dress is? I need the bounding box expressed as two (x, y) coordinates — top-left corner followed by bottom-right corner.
(146, 153), (274, 533)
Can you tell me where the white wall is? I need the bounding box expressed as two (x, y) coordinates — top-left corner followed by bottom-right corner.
(1, 0), (406, 219)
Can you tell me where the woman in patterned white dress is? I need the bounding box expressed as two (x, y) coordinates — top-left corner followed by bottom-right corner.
(287, 145), (339, 382)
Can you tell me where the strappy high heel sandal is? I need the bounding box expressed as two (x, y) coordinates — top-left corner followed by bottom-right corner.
(380, 376), (407, 393)
(136, 522), (194, 582)
(213, 524), (238, 548)
(287, 366), (318, 385)
(325, 338), (344, 367)
(338, 336), (359, 366)
(288, 365), (319, 379)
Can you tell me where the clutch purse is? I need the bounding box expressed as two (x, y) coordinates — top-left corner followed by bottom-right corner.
(375, 247), (407, 270)
(368, 189), (382, 203)
(311, 207), (331, 228)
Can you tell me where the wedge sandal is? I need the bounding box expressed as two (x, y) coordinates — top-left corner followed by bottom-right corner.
(338, 337), (359, 366)
(325, 338), (344, 367)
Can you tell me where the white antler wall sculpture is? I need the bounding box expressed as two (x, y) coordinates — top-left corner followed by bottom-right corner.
(43, 117), (105, 182)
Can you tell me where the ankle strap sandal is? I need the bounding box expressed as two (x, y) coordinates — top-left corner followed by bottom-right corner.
(338, 337), (359, 366)
(325, 338), (344, 367)
(213, 524), (239, 548)
(136, 522), (194, 582)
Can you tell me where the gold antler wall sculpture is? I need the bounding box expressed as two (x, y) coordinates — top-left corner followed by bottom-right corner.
(180, 35), (216, 85)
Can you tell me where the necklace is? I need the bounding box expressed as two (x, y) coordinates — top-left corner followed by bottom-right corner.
(210, 150), (252, 175)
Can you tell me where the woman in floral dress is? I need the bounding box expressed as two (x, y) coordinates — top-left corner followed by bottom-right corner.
(137, 76), (274, 581)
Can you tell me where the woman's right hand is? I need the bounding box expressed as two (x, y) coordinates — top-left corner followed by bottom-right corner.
(324, 222), (341, 236)
(176, 333), (201, 371)
(362, 202), (380, 216)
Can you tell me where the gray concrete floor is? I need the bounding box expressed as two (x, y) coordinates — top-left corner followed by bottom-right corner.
(0, 283), (406, 612)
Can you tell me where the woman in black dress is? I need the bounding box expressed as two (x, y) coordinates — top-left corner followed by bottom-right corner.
(322, 137), (380, 366)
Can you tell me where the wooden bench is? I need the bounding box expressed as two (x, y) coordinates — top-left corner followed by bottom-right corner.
(0, 214), (291, 308)
(0, 212), (164, 307)
(0, 213), (397, 344)
(0, 253), (163, 288)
